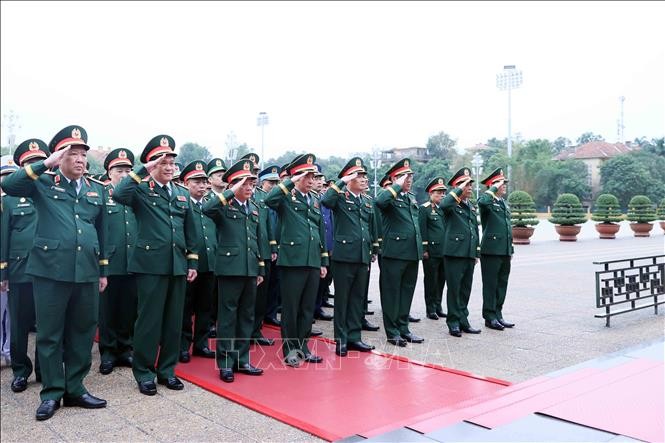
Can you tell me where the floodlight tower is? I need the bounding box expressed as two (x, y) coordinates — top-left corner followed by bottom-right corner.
(496, 65), (523, 183)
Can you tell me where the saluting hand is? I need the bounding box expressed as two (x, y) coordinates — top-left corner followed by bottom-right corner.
(493, 179), (505, 189)
(290, 171), (308, 183)
(230, 177), (247, 196)
(341, 172), (358, 184)
(144, 153), (168, 173)
(458, 178), (472, 190)
(394, 173), (408, 187)
(43, 145), (70, 169)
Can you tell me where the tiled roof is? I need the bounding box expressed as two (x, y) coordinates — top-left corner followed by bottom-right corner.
(555, 141), (635, 160)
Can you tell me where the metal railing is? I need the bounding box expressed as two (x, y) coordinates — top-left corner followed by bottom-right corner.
(594, 255), (665, 327)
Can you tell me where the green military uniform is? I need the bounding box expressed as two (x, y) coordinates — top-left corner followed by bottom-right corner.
(375, 159), (423, 344)
(321, 158), (378, 351)
(179, 161), (217, 358)
(202, 159), (265, 376)
(113, 135), (200, 391)
(205, 158), (227, 337)
(264, 154), (329, 364)
(1, 144), (47, 390)
(2, 126), (109, 406)
(419, 177), (448, 319)
(478, 168), (514, 328)
(98, 148), (138, 373)
(441, 167), (480, 335)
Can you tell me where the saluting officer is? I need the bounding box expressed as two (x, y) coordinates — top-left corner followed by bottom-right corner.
(1, 143), (46, 392)
(98, 148), (138, 375)
(205, 157), (227, 339)
(2, 125), (109, 420)
(203, 159), (265, 382)
(375, 159), (424, 347)
(179, 161), (218, 362)
(441, 167), (481, 337)
(264, 154), (329, 367)
(478, 168), (515, 330)
(419, 177), (448, 321)
(322, 157), (378, 356)
(113, 135), (200, 396)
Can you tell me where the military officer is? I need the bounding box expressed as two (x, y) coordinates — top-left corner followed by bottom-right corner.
(0, 155), (16, 368)
(375, 159), (424, 346)
(113, 135), (200, 396)
(441, 167), (481, 337)
(419, 177), (448, 320)
(2, 125), (109, 420)
(205, 157), (227, 339)
(203, 159), (265, 382)
(264, 153), (329, 366)
(173, 162), (184, 185)
(179, 161), (218, 362)
(478, 168), (515, 330)
(321, 157), (378, 356)
(97, 148), (138, 375)
(2, 144), (45, 392)
(257, 165), (282, 328)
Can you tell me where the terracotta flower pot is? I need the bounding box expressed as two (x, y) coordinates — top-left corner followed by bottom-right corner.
(629, 222), (653, 237)
(594, 222), (620, 239)
(554, 224), (581, 242)
(512, 226), (535, 245)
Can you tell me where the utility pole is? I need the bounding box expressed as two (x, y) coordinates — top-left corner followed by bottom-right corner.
(616, 96), (625, 143)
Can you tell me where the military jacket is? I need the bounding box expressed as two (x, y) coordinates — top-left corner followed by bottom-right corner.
(375, 184), (423, 261)
(113, 166), (200, 275)
(203, 190), (264, 277)
(477, 185), (514, 256)
(418, 201), (446, 258)
(103, 184), (137, 276)
(253, 187), (275, 260)
(1, 193), (38, 283)
(264, 178), (329, 268)
(321, 181), (379, 265)
(191, 195), (217, 273)
(373, 198), (384, 255)
(1, 160), (108, 282)
(441, 187), (480, 259)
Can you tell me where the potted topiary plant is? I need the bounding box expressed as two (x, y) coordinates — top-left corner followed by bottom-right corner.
(657, 198), (665, 234)
(507, 190), (539, 244)
(626, 195), (657, 237)
(549, 193), (587, 241)
(590, 193), (623, 239)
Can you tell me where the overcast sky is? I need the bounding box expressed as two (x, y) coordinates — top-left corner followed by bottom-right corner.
(1, 1), (664, 162)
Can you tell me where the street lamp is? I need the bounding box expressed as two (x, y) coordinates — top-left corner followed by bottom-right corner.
(471, 152), (484, 200)
(496, 65), (522, 184)
(370, 146), (382, 197)
(256, 112), (269, 169)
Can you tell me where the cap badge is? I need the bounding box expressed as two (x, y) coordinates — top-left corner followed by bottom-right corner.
(404, 160), (410, 167)
(160, 137), (169, 147)
(195, 162), (203, 171)
(438, 178), (444, 185)
(215, 159), (222, 167)
(355, 158), (362, 167)
(464, 169), (470, 176)
(306, 155), (314, 165)
(243, 161), (251, 171)
(71, 128), (82, 139)
(271, 167), (277, 173)
(119, 150), (127, 158)
(499, 169), (503, 175)
(29, 141), (39, 151)
(249, 155), (256, 163)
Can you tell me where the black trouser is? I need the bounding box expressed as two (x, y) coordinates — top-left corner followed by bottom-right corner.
(181, 271), (216, 352)
(264, 260), (280, 321)
(423, 256), (445, 315)
(252, 263), (271, 338)
(216, 276), (257, 369)
(444, 256), (476, 330)
(481, 254), (511, 321)
(9, 282), (40, 379)
(379, 257), (418, 339)
(98, 274), (137, 363)
(278, 266), (319, 358)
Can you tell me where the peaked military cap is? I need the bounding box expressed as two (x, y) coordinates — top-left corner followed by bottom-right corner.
(279, 162), (291, 178)
(0, 155), (18, 175)
(426, 176), (448, 193)
(49, 125), (90, 153)
(223, 158), (257, 183)
(181, 160), (208, 182)
(314, 163), (325, 178)
(207, 157), (227, 175)
(338, 157), (367, 178)
(379, 175), (392, 188)
(173, 162), (184, 179)
(140, 134), (176, 163)
(14, 139), (49, 166)
(386, 158), (413, 180)
(241, 153), (260, 171)
(288, 153), (317, 176)
(104, 148), (135, 171)
(448, 167), (474, 187)
(481, 167), (509, 186)
(258, 164), (281, 182)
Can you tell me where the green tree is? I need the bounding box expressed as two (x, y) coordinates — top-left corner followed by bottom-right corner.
(177, 142), (213, 166)
(426, 131), (457, 161)
(265, 150), (304, 169)
(576, 132), (604, 144)
(552, 137), (572, 154)
(640, 137), (665, 157)
(532, 160), (591, 209)
(411, 158), (452, 202)
(600, 151), (665, 207)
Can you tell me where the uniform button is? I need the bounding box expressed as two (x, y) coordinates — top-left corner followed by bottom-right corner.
(75, 214), (79, 218)
(126, 221), (129, 225)
(78, 229), (82, 234)
(20, 211), (24, 216)
(75, 199), (79, 203)
(226, 252), (230, 256)
(146, 245), (150, 250)
(203, 226), (206, 230)
(204, 236), (208, 240)
(173, 243), (176, 248)
(247, 237), (250, 240)
(43, 246), (48, 251)
(455, 237), (459, 241)
(342, 240), (346, 244)
(54, 195), (58, 199)
(124, 210), (128, 214)
(152, 202), (156, 206)
(77, 246), (81, 251)
(173, 228), (176, 232)
(290, 242), (294, 245)
(127, 244), (131, 248)
(126, 233), (130, 236)
(206, 247), (210, 251)
(170, 215), (173, 219)
(396, 237), (400, 240)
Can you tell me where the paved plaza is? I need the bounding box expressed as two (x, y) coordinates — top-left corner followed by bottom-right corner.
(1, 221), (663, 442)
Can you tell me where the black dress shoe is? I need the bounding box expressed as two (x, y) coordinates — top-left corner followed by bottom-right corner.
(348, 341), (375, 352)
(236, 363), (263, 375)
(179, 351), (191, 363)
(335, 343), (348, 356)
(322, 301), (334, 308)
(387, 336), (407, 347)
(498, 318), (515, 328)
(361, 320), (380, 331)
(11, 376), (28, 393)
(427, 313), (439, 320)
(485, 319), (505, 331)
(408, 315), (421, 323)
(192, 347), (216, 358)
(158, 377), (184, 390)
(449, 328), (462, 337)
(284, 355), (301, 367)
(436, 311), (447, 318)
(461, 325), (481, 334)
(116, 355), (133, 367)
(401, 333), (424, 343)
(63, 393), (107, 408)
(264, 317), (281, 327)
(364, 310), (375, 316)
(310, 328), (323, 337)
(220, 368), (234, 383)
(138, 380), (157, 396)
(254, 337), (275, 346)
(314, 311), (333, 321)
(304, 354), (323, 363)
(36, 399), (60, 421)
(99, 360), (114, 375)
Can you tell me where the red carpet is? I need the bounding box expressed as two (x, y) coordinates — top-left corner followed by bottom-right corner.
(175, 326), (509, 441)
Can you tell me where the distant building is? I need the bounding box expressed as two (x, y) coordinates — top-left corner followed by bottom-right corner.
(381, 146), (430, 163)
(554, 141), (636, 197)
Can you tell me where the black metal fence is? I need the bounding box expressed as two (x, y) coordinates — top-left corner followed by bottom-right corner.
(594, 255), (665, 327)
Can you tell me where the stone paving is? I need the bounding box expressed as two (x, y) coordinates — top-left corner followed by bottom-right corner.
(1, 223), (663, 442)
